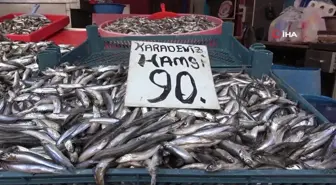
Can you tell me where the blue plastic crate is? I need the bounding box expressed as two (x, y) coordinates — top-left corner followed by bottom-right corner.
(37, 22), (328, 122)
(302, 94), (336, 123)
(31, 22), (334, 184)
(38, 22), (271, 78)
(272, 65), (321, 95)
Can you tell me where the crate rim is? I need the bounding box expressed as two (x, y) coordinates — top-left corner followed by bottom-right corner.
(1, 169), (336, 177)
(0, 169), (336, 185)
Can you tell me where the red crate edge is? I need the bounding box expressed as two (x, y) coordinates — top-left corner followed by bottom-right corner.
(0, 13), (70, 42)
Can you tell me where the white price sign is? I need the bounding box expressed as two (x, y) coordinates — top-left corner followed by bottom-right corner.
(125, 41), (220, 110)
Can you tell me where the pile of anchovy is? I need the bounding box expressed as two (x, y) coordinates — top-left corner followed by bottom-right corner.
(102, 15), (217, 35)
(0, 40), (73, 63)
(0, 41), (73, 96)
(0, 16), (51, 35)
(0, 49), (334, 185)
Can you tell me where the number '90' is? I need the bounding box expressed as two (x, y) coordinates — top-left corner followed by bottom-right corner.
(147, 69), (198, 104)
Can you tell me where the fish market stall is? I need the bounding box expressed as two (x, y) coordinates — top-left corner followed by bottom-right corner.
(0, 22), (335, 185)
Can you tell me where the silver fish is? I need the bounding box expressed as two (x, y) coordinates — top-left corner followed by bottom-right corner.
(102, 15), (217, 35)
(0, 16), (51, 35)
(0, 60), (334, 185)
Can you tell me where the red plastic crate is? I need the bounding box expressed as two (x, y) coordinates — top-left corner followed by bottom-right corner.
(0, 13), (70, 42)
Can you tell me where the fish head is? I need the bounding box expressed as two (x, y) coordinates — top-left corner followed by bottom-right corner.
(162, 150), (170, 157)
(227, 157), (236, 163)
(238, 150), (253, 166)
(0, 152), (14, 161)
(4, 146), (22, 153)
(251, 153), (264, 163)
(205, 162), (220, 172)
(0, 161), (10, 170)
(286, 164), (304, 170)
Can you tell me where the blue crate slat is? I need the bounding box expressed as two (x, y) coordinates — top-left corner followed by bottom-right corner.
(0, 169), (335, 184)
(302, 94), (336, 123)
(40, 22), (253, 72)
(249, 43), (273, 78)
(272, 65), (321, 95)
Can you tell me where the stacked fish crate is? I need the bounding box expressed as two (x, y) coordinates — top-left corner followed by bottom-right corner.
(0, 22), (334, 185)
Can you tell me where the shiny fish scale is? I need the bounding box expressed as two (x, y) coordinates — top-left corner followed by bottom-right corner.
(0, 60), (334, 185)
(102, 15), (217, 35)
(0, 16), (51, 35)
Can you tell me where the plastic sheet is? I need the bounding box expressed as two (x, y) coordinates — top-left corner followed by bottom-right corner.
(268, 7), (303, 43)
(301, 6), (327, 42)
(268, 1), (332, 43)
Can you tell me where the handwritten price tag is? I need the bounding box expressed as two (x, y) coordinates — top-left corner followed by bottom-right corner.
(125, 41), (220, 110)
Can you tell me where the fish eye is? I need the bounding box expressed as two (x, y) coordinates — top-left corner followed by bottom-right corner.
(206, 164), (215, 170)
(246, 159), (253, 164)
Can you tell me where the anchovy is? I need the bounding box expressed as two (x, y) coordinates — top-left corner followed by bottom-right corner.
(163, 142), (194, 164)
(0, 162), (64, 174)
(146, 149), (162, 185)
(0, 151), (66, 171)
(0, 16), (51, 35)
(0, 58), (334, 184)
(206, 160), (246, 171)
(102, 15), (217, 35)
(42, 143), (75, 172)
